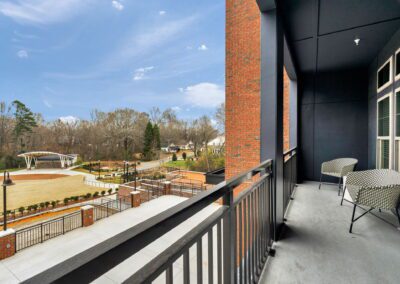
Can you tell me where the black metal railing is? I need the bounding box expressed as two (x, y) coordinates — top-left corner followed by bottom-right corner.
(283, 147), (297, 214)
(15, 211), (82, 252)
(93, 198), (131, 221)
(45, 159), (274, 284)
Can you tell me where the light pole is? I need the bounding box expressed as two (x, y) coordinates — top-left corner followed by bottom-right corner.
(98, 160), (101, 180)
(133, 162), (137, 191)
(2, 171), (15, 231)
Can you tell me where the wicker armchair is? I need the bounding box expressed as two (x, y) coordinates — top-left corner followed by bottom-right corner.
(343, 169), (400, 233)
(319, 158), (358, 195)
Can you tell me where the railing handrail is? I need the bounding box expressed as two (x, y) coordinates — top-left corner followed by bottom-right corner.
(129, 207), (228, 283)
(283, 146), (297, 157)
(29, 159), (273, 284)
(15, 210), (81, 233)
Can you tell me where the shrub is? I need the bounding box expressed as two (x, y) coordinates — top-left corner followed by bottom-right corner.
(32, 204), (38, 211)
(18, 207), (25, 214)
(115, 188), (119, 192)
(86, 193), (92, 199)
(51, 201), (57, 208)
(108, 189), (112, 195)
(73, 196), (79, 201)
(45, 201), (50, 207)
(182, 152), (187, 160)
(172, 153), (177, 161)
(93, 191), (99, 197)
(101, 190), (106, 196)
(40, 202), (45, 208)
(27, 205), (33, 211)
(64, 198), (69, 205)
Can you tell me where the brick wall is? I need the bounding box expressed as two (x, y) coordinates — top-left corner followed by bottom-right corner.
(0, 230), (15, 260)
(226, 0), (290, 183)
(283, 69), (290, 152)
(226, 0), (261, 181)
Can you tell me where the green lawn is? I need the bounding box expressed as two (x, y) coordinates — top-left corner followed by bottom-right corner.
(0, 168), (20, 174)
(163, 160), (187, 169)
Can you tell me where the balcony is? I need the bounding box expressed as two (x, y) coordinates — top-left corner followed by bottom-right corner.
(261, 181), (400, 284)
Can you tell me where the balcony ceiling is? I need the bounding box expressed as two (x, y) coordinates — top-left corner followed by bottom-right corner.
(282, 0), (400, 72)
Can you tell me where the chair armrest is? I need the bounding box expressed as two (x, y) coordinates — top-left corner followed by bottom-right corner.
(356, 186), (400, 210)
(321, 161), (334, 173)
(340, 163), (356, 177)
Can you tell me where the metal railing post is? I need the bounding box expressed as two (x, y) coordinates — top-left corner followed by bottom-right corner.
(223, 187), (236, 283)
(40, 223), (43, 243)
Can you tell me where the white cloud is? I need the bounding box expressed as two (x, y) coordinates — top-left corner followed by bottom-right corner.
(133, 66), (154, 81)
(159, 10), (166, 16)
(184, 83), (225, 108)
(43, 99), (52, 108)
(59, 116), (79, 124)
(171, 106), (181, 112)
(0, 0), (92, 25)
(198, 44), (208, 51)
(111, 15), (197, 67)
(17, 49), (28, 58)
(112, 0), (123, 11)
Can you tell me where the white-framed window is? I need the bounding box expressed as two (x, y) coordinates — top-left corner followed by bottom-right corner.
(395, 48), (400, 82)
(377, 57), (393, 93)
(395, 88), (400, 171)
(377, 92), (392, 169)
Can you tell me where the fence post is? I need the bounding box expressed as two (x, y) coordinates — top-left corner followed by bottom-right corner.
(40, 223), (43, 243)
(223, 187), (235, 283)
(81, 205), (94, 227)
(0, 229), (16, 260)
(62, 216), (65, 234)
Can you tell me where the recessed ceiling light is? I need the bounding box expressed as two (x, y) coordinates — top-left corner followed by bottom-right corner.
(354, 37), (360, 46)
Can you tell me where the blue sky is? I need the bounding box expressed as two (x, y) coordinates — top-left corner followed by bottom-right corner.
(0, 0), (225, 122)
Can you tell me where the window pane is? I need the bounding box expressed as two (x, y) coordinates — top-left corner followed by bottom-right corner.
(378, 97), (390, 136)
(378, 61), (390, 89)
(380, 140), (390, 169)
(396, 140), (400, 171)
(396, 52), (400, 77)
(397, 93), (400, 137)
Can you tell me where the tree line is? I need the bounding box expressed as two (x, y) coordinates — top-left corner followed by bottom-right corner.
(0, 101), (225, 168)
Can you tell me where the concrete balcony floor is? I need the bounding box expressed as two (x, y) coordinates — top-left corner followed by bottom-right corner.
(260, 182), (400, 284)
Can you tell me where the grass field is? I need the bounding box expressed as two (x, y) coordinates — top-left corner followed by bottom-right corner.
(0, 168), (20, 174)
(0, 175), (103, 211)
(163, 160), (187, 169)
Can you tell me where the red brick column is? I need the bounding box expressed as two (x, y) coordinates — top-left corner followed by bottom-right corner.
(0, 229), (16, 260)
(163, 181), (171, 195)
(130, 192), (141, 208)
(226, 0), (291, 191)
(81, 205), (94, 227)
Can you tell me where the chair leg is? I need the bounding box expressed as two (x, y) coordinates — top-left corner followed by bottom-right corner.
(349, 204), (357, 233)
(340, 186), (347, 206)
(319, 174), (323, 190)
(396, 206), (400, 228)
(338, 177), (342, 196)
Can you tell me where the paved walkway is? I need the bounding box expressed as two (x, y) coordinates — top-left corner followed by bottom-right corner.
(0, 196), (219, 283)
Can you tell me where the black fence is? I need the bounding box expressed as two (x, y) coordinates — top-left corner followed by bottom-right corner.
(93, 198), (131, 222)
(15, 211), (82, 252)
(283, 147), (297, 215)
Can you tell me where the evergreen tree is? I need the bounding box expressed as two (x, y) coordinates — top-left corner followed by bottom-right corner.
(143, 121), (154, 160)
(12, 100), (37, 150)
(153, 124), (161, 150)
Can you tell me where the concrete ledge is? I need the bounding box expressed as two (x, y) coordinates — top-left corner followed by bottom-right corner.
(0, 229), (15, 238)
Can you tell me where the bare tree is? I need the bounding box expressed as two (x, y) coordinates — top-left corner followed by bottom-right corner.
(215, 103), (225, 134)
